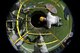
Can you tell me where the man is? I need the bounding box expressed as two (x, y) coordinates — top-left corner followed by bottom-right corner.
(39, 12), (62, 29)
(33, 35), (49, 53)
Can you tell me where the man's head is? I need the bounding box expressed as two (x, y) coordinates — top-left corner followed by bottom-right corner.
(39, 16), (46, 22)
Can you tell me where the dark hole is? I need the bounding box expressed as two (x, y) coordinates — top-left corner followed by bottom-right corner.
(31, 11), (47, 28)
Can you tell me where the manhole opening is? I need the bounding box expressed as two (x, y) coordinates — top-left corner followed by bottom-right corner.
(31, 11), (47, 28)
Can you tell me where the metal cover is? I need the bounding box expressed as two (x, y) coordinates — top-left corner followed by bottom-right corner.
(45, 3), (57, 13)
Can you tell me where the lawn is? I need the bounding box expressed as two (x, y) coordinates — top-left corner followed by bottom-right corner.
(20, 0), (72, 51)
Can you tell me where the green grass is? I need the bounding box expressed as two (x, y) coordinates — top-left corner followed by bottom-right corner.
(22, 0), (72, 51)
